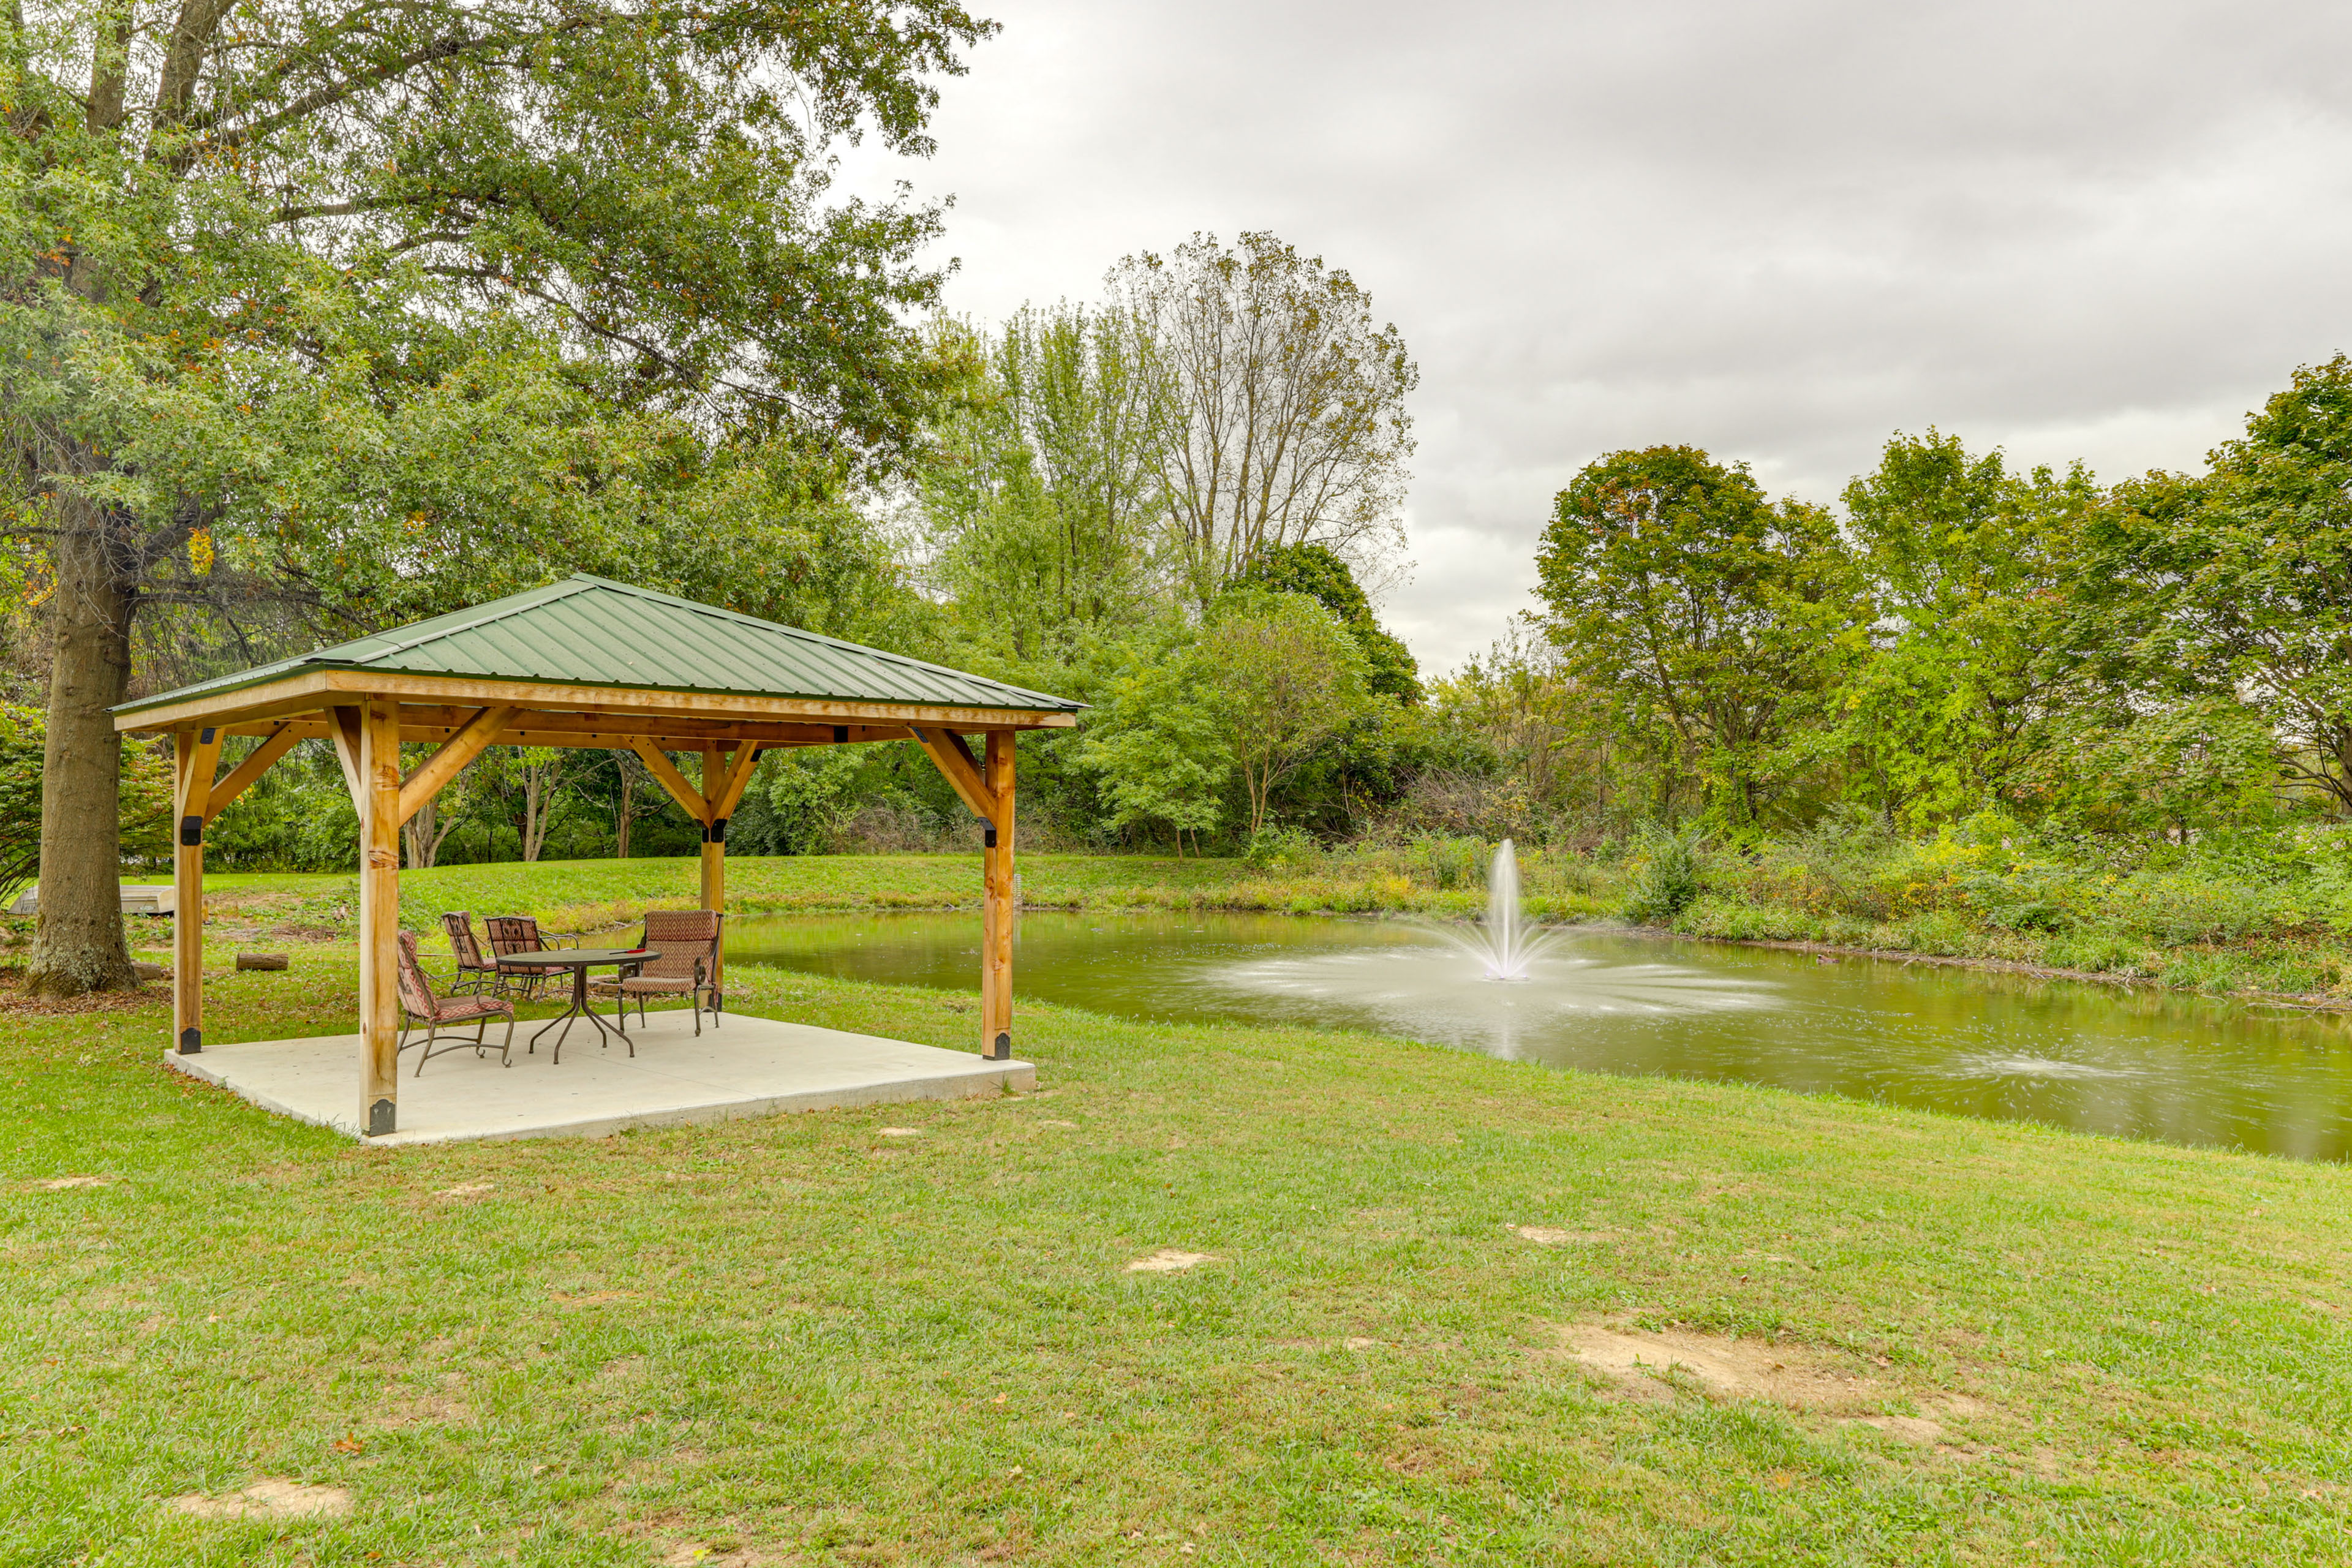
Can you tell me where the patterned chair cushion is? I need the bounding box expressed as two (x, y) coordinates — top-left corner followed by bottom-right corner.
(433, 994), (514, 1023)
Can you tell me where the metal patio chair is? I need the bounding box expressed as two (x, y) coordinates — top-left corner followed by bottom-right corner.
(589, 909), (724, 1036)
(483, 914), (571, 1000)
(396, 930), (516, 1074)
(439, 911), (502, 995)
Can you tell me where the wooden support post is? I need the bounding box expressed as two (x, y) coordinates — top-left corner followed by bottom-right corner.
(698, 745), (724, 911)
(172, 728), (221, 1055)
(357, 699), (402, 1137)
(980, 730), (1016, 1062)
(699, 746), (728, 1005)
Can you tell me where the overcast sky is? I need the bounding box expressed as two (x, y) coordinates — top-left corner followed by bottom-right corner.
(848, 0), (2352, 674)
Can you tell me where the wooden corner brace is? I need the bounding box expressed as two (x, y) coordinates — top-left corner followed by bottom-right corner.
(629, 739), (713, 824)
(707, 742), (763, 821)
(912, 727), (1001, 824)
(397, 706), (516, 825)
(202, 723), (300, 824)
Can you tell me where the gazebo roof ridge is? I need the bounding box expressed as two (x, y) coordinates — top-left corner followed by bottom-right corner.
(113, 573), (1085, 719)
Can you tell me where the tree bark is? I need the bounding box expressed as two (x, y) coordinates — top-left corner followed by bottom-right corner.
(402, 794), (459, 869)
(24, 499), (138, 996)
(615, 756), (636, 858)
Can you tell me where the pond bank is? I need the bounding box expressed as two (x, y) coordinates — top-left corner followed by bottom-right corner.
(1699, 931), (2352, 1013)
(91, 850), (2352, 1014)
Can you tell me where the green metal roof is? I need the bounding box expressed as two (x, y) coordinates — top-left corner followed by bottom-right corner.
(115, 575), (1084, 717)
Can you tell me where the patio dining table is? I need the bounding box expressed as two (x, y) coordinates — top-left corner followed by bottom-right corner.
(497, 948), (660, 1061)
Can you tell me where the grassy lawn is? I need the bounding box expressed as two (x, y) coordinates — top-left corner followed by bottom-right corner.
(4, 923), (2349, 1564)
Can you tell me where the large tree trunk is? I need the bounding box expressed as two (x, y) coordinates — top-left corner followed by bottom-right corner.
(24, 502), (137, 997)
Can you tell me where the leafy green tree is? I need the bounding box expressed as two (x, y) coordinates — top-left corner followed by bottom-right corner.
(2008, 696), (2285, 837)
(758, 748), (873, 855)
(1235, 541), (1420, 703)
(2069, 356), (2352, 812)
(0, 704), (171, 900)
(919, 304), (1167, 659)
(1075, 635), (1231, 853)
(1535, 446), (1866, 829)
(1836, 431), (2092, 826)
(1, 0), (988, 991)
(1422, 620), (1630, 835)
(1197, 589), (1375, 840)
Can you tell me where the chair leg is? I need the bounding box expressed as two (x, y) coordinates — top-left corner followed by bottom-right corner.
(499, 1014), (514, 1068)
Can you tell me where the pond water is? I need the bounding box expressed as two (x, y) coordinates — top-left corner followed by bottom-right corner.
(726, 910), (2352, 1161)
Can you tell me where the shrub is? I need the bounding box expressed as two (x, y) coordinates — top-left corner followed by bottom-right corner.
(1673, 896), (1819, 942)
(1623, 828), (1706, 925)
(1409, 834), (1485, 889)
(1244, 824), (1322, 870)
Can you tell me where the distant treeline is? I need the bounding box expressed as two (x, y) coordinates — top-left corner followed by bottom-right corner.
(1468, 356), (2352, 848)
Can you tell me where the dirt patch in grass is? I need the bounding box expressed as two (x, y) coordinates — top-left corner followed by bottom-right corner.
(1548, 1321), (1881, 1411)
(1512, 1224), (1607, 1245)
(168, 1478), (352, 1520)
(1127, 1248), (1215, 1273)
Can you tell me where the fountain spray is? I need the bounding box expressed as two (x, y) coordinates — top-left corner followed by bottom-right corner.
(1419, 838), (1556, 981)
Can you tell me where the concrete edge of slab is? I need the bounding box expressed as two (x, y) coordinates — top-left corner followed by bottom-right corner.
(165, 1049), (364, 1138)
(163, 1047), (1036, 1147)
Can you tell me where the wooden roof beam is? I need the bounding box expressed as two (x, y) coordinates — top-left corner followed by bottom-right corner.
(114, 667), (1079, 735)
(911, 726), (999, 823)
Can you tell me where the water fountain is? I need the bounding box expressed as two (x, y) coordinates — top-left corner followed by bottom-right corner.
(1427, 837), (1555, 980)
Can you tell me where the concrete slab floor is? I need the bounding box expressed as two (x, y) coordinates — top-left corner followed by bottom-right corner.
(164, 1009), (1035, 1147)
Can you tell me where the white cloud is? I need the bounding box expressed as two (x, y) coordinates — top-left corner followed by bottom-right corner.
(845, 0), (2352, 673)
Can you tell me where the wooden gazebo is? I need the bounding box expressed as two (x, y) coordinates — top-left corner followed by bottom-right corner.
(111, 576), (1084, 1137)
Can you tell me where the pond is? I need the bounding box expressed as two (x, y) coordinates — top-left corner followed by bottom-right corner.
(726, 910), (2352, 1162)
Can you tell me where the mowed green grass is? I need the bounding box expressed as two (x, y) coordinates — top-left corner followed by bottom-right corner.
(6, 934), (2351, 1566)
